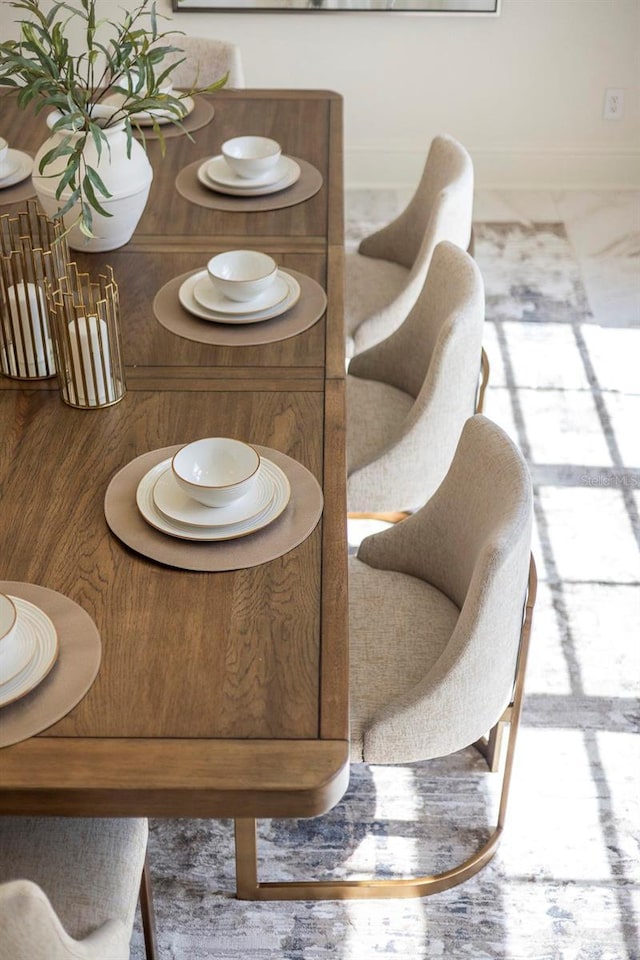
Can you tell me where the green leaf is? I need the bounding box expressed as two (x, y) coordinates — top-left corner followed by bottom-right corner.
(38, 137), (74, 173)
(84, 164), (110, 199)
(56, 186), (81, 221)
(55, 161), (79, 199)
(88, 121), (104, 162)
(82, 171), (112, 218)
(78, 216), (95, 239)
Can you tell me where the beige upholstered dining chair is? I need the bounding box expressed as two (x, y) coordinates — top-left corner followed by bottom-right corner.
(346, 134), (474, 358)
(163, 34), (245, 89)
(234, 414), (536, 900)
(347, 240), (485, 514)
(0, 817), (156, 960)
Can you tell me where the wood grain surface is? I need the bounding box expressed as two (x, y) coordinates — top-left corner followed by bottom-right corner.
(0, 90), (348, 818)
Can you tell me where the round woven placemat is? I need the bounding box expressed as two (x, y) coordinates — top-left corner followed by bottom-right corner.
(175, 156), (323, 212)
(132, 95), (214, 141)
(104, 444), (323, 572)
(153, 267), (326, 346)
(0, 581), (102, 749)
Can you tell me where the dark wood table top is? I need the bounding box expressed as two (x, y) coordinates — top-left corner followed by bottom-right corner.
(0, 90), (349, 818)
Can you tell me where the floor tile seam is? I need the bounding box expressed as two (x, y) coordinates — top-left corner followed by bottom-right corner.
(533, 576), (640, 588)
(570, 322), (640, 548)
(529, 460), (640, 478)
(523, 692), (640, 710)
(489, 384), (640, 395)
(491, 318), (591, 702)
(577, 729), (640, 922)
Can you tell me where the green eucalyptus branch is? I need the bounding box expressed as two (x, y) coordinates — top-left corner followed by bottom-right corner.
(0, 0), (228, 237)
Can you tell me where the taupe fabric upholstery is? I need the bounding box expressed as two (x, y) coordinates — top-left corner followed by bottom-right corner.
(0, 818), (148, 960)
(162, 34), (245, 89)
(349, 415), (532, 764)
(347, 241), (484, 513)
(346, 134), (474, 357)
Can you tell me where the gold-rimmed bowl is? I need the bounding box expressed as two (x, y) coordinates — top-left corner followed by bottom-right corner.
(221, 136), (281, 179)
(171, 437), (260, 508)
(207, 249), (277, 302)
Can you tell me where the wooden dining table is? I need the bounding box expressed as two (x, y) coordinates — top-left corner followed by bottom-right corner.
(0, 89), (350, 821)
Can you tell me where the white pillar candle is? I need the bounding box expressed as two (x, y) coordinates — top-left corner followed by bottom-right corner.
(5, 281), (53, 377)
(68, 314), (113, 405)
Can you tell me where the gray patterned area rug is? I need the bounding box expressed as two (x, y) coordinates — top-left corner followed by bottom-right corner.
(131, 222), (639, 960)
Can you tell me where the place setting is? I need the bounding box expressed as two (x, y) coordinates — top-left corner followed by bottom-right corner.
(176, 134), (323, 212)
(104, 437), (325, 572)
(0, 582), (102, 749)
(153, 247), (327, 346)
(0, 135), (35, 207)
(103, 79), (214, 140)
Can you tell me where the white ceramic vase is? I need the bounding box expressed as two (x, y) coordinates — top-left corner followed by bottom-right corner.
(32, 106), (153, 252)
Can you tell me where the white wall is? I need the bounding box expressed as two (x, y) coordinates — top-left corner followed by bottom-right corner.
(3, 0), (639, 187)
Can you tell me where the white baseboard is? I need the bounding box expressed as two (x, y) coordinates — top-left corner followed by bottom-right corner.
(345, 144), (640, 190)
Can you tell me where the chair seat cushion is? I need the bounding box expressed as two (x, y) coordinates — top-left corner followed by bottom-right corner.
(347, 374), (413, 474)
(349, 557), (460, 763)
(345, 252), (409, 356)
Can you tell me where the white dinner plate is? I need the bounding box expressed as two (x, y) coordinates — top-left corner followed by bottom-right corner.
(0, 597), (58, 708)
(196, 156), (301, 197)
(0, 154), (21, 181)
(153, 459), (276, 528)
(205, 154), (291, 190)
(0, 603), (37, 685)
(178, 269), (301, 325)
(137, 456), (291, 541)
(0, 150), (33, 189)
(192, 272), (289, 315)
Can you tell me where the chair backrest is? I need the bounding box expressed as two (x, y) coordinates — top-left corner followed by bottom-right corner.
(357, 415), (533, 759)
(358, 134), (474, 272)
(347, 242), (485, 511)
(0, 880), (130, 960)
(0, 817), (148, 960)
(162, 34), (245, 89)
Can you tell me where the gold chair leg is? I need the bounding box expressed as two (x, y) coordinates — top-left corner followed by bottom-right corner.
(235, 817), (260, 899)
(474, 711), (510, 772)
(139, 853), (158, 960)
(347, 511), (410, 524)
(235, 557), (537, 902)
(476, 347), (490, 414)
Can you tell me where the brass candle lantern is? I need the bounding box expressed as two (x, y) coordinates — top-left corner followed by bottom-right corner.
(47, 263), (126, 409)
(0, 202), (69, 380)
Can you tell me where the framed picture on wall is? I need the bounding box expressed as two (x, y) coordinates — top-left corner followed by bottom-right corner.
(172, 1), (501, 14)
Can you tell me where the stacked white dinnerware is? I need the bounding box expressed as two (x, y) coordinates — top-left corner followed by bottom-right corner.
(178, 248), (301, 325)
(0, 591), (58, 707)
(197, 135), (301, 196)
(0, 136), (34, 189)
(135, 437), (291, 542)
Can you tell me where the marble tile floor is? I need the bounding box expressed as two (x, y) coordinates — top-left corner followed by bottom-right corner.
(131, 191), (639, 959)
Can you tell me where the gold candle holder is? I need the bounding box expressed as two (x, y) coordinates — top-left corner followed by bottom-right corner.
(0, 202), (69, 380)
(47, 263), (126, 409)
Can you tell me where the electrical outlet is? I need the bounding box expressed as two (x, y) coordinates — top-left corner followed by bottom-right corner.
(604, 88), (625, 120)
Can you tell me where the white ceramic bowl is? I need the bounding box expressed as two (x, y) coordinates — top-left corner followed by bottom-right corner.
(207, 250), (277, 302)
(0, 593), (17, 651)
(171, 438), (260, 508)
(221, 136), (281, 179)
